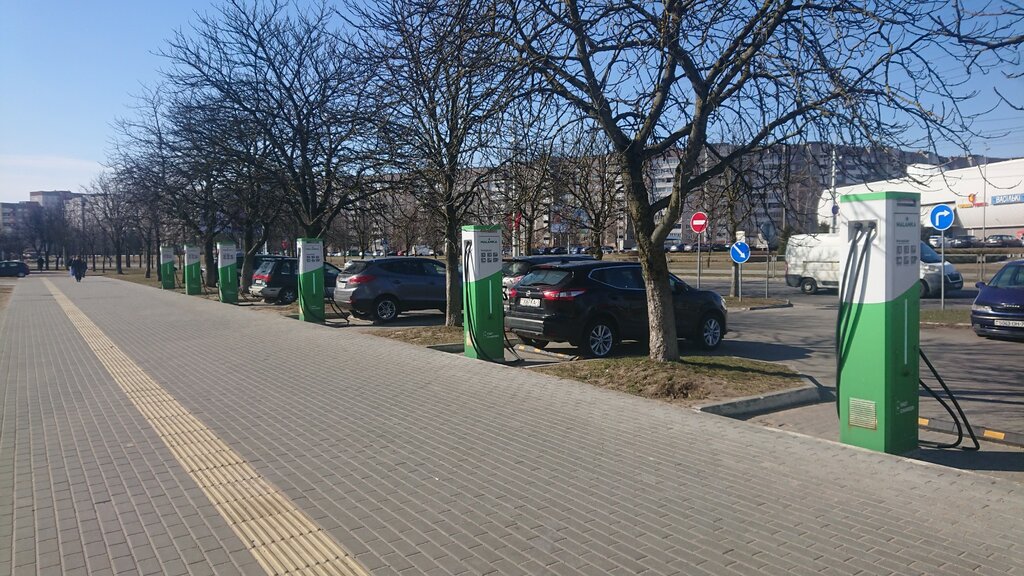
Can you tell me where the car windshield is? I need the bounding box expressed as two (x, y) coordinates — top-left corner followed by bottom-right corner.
(919, 242), (941, 264)
(341, 261), (368, 274)
(518, 269), (570, 287)
(988, 264), (1024, 289)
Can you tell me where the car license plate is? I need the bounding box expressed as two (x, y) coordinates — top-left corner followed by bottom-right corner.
(519, 297), (541, 307)
(994, 319), (1024, 327)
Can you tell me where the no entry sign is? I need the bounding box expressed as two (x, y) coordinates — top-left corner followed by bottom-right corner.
(690, 211), (708, 234)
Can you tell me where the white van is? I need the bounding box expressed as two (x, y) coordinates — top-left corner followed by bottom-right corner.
(784, 234), (963, 297)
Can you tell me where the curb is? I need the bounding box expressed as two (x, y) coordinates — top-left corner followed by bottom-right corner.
(732, 301), (793, 312)
(514, 344), (579, 361)
(918, 416), (1024, 447)
(695, 378), (830, 417)
(920, 322), (971, 328)
(426, 343), (465, 353)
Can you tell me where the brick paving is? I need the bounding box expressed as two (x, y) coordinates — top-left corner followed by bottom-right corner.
(2, 275), (1024, 575)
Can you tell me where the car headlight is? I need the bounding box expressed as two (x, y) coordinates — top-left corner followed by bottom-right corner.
(971, 303), (991, 313)
(925, 264), (940, 273)
(719, 295), (728, 311)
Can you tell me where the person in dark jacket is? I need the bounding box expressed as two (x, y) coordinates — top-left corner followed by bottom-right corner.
(72, 258), (86, 282)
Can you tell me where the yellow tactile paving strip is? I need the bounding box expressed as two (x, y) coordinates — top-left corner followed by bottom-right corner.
(45, 280), (368, 576)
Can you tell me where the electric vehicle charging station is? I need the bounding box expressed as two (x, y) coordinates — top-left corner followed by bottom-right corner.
(159, 246), (175, 289)
(462, 225), (504, 361)
(837, 191), (920, 454)
(183, 245), (201, 295)
(217, 242), (237, 304)
(297, 238), (324, 323)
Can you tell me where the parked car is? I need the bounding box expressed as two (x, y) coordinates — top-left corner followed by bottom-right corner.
(984, 234), (1018, 248)
(928, 235), (953, 249)
(501, 255), (594, 299)
(249, 256), (342, 303)
(950, 235), (980, 248)
(333, 257), (448, 322)
(0, 260), (30, 277)
(667, 243), (690, 253)
(549, 246), (568, 255)
(601, 246), (615, 254)
(710, 242), (730, 252)
(971, 259), (1024, 340)
(505, 261), (727, 357)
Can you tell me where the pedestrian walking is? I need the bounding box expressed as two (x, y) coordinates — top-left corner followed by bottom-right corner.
(72, 258), (86, 282)
(36, 256), (44, 271)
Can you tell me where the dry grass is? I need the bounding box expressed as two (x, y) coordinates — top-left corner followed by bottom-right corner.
(920, 308), (971, 327)
(533, 355), (801, 406)
(369, 325), (464, 346)
(724, 296), (789, 309)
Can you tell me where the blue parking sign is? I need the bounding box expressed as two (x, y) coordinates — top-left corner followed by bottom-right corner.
(730, 241), (750, 264)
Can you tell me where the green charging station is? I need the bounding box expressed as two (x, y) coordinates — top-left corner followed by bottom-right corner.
(297, 238), (324, 322)
(217, 242), (238, 304)
(183, 245), (202, 295)
(159, 246), (176, 289)
(837, 191), (920, 454)
(462, 225), (504, 360)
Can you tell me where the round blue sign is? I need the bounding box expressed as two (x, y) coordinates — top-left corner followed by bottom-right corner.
(831, 204), (840, 216)
(928, 204), (954, 231)
(730, 241), (751, 264)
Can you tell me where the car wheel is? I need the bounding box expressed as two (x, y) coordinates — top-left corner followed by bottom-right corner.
(580, 319), (616, 358)
(698, 314), (724, 350)
(373, 296), (399, 323)
(919, 280), (930, 299)
(277, 287), (297, 304)
(800, 278), (817, 295)
(520, 337), (548, 350)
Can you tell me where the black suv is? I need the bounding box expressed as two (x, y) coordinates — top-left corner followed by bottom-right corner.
(249, 256), (341, 303)
(505, 261), (727, 357)
(502, 255), (594, 299)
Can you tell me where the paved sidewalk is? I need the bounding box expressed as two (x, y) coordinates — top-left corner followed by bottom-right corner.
(3, 276), (1024, 575)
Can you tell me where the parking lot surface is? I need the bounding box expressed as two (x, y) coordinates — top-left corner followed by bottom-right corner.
(2, 275), (1024, 575)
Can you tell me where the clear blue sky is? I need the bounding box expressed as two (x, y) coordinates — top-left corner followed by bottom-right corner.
(1, 1), (1023, 204)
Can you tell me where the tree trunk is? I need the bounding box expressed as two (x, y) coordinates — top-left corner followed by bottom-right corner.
(204, 235), (218, 287)
(623, 159), (679, 362)
(590, 231), (604, 260)
(114, 243), (123, 274)
(144, 232), (153, 279)
(443, 209), (462, 327)
(155, 228), (162, 281)
(240, 221), (258, 291)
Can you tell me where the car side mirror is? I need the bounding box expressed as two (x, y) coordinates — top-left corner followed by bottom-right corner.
(975, 281), (986, 289)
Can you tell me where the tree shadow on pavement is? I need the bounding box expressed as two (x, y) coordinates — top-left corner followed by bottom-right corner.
(910, 444), (1024, 474)
(708, 340), (814, 363)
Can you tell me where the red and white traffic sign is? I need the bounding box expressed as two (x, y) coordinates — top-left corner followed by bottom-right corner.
(690, 211), (708, 234)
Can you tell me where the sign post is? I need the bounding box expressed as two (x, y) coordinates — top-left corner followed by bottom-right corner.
(217, 242), (238, 304)
(690, 212), (708, 288)
(929, 204), (954, 311)
(183, 245), (201, 295)
(730, 241), (751, 301)
(297, 238), (324, 322)
(159, 246), (176, 290)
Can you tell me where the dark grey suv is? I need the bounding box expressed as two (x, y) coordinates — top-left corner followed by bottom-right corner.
(333, 257), (448, 322)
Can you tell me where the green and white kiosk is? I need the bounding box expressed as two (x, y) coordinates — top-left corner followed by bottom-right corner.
(183, 245), (202, 295)
(837, 191), (920, 454)
(217, 242), (237, 304)
(159, 246), (176, 290)
(461, 225), (504, 361)
(297, 238), (324, 323)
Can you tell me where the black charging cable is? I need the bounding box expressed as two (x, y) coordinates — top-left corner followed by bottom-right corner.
(835, 223), (869, 416)
(919, 349), (980, 450)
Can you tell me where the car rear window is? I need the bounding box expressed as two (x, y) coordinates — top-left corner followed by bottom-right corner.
(254, 261), (275, 275)
(341, 261), (368, 274)
(519, 269), (570, 287)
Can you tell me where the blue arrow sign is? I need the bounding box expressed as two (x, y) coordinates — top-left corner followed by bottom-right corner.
(730, 241), (751, 264)
(929, 205), (954, 231)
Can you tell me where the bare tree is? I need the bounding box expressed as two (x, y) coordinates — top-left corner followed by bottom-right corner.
(354, 0), (524, 325)
(555, 124), (621, 259)
(501, 1), (983, 361)
(161, 0), (377, 239)
(86, 173), (134, 275)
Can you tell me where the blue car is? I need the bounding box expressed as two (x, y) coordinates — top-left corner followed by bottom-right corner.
(971, 259), (1024, 340)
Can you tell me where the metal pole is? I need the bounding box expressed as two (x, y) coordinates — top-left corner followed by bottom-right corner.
(981, 155), (987, 280)
(739, 263), (743, 302)
(940, 230), (945, 310)
(696, 234), (702, 289)
(765, 252), (770, 298)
